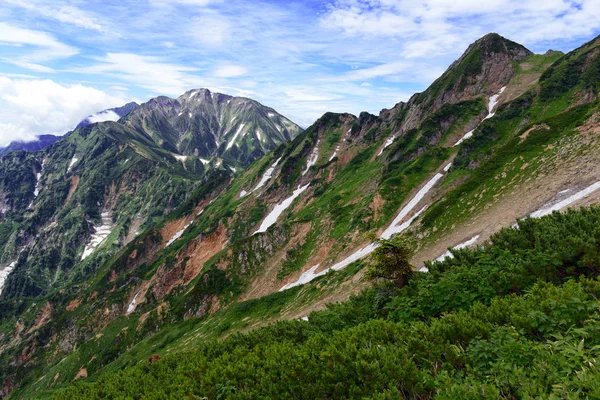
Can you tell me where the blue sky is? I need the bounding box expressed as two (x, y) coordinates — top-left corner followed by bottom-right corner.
(1, 0), (600, 146)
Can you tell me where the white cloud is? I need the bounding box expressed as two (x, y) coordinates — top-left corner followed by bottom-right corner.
(75, 53), (199, 95)
(0, 77), (128, 146)
(321, 0), (600, 55)
(336, 61), (410, 81)
(0, 22), (78, 61)
(87, 110), (121, 124)
(4, 0), (107, 32)
(189, 14), (231, 46)
(213, 64), (248, 77)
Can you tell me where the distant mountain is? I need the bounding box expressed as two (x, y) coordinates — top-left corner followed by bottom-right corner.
(124, 89), (302, 166)
(0, 102), (139, 157)
(0, 89), (301, 303)
(0, 134), (62, 157)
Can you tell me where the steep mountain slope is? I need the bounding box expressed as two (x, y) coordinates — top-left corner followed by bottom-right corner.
(123, 89), (302, 167)
(2, 33), (600, 398)
(0, 90), (300, 302)
(42, 207), (600, 399)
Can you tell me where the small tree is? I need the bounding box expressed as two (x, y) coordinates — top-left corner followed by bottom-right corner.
(366, 235), (414, 288)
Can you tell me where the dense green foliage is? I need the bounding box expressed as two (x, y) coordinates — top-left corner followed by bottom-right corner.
(43, 207), (600, 399)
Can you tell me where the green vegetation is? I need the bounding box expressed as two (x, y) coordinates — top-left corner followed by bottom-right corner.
(366, 235), (414, 288)
(42, 207), (600, 399)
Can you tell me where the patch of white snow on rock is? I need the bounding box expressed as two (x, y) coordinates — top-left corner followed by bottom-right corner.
(455, 87), (506, 147)
(68, 157), (79, 173)
(254, 184), (310, 235)
(127, 291), (140, 313)
(166, 222), (192, 247)
(81, 212), (113, 260)
(226, 124), (245, 150)
(302, 140), (320, 176)
(281, 170), (447, 291)
(0, 261), (16, 295)
(530, 181), (600, 218)
(252, 157), (282, 192)
(378, 135), (396, 156)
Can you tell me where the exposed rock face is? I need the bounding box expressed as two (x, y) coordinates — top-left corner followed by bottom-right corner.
(125, 88), (302, 166)
(386, 33), (533, 135)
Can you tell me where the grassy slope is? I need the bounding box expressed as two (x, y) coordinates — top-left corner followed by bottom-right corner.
(40, 207), (600, 399)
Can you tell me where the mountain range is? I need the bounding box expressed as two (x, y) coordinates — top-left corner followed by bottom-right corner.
(2, 32), (600, 398)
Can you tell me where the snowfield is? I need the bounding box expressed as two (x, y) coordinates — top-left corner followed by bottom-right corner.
(455, 87), (505, 146)
(252, 157), (282, 192)
(254, 184), (310, 234)
(378, 135), (396, 156)
(302, 140), (320, 176)
(0, 261), (16, 295)
(530, 181), (600, 218)
(329, 146), (340, 161)
(81, 212), (113, 260)
(281, 168), (448, 290)
(434, 234), (481, 262)
(166, 222), (192, 247)
(127, 291), (140, 313)
(226, 124), (245, 150)
(68, 157), (79, 172)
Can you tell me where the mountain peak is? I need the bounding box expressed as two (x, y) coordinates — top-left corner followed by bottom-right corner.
(416, 33), (531, 110)
(467, 32), (531, 59)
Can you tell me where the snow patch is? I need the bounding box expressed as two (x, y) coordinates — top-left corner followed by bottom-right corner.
(81, 212), (113, 260)
(254, 184), (309, 234)
(302, 140), (320, 176)
(443, 162), (452, 172)
(378, 135), (396, 156)
(268, 113), (275, 118)
(454, 129), (475, 146)
(256, 130), (263, 142)
(455, 87), (506, 146)
(381, 174), (444, 239)
(252, 157), (282, 192)
(199, 158), (210, 165)
(240, 190), (248, 197)
(68, 157), (79, 172)
(178, 112), (182, 117)
(32, 160), (45, 201)
(329, 146), (340, 162)
(189, 112), (193, 118)
(127, 291), (140, 313)
(166, 222), (192, 247)
(434, 234), (481, 262)
(0, 261), (16, 295)
(281, 171), (446, 290)
(226, 124), (245, 150)
(530, 181), (600, 218)
(482, 86), (506, 121)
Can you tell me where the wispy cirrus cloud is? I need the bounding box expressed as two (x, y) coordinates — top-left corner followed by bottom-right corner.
(3, 0), (108, 32)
